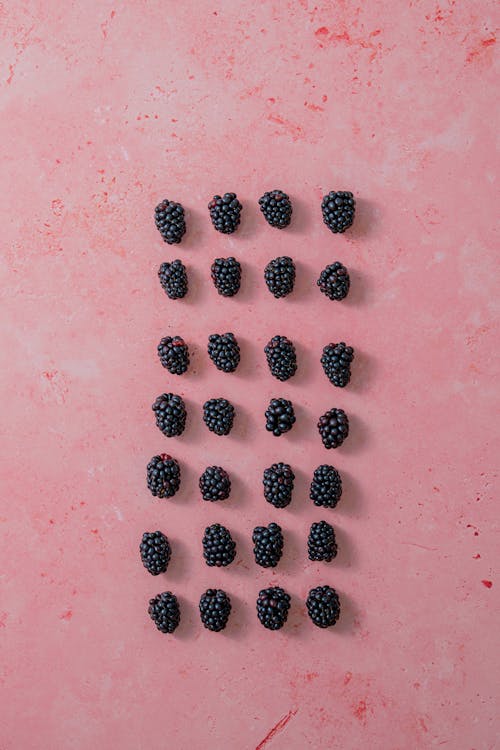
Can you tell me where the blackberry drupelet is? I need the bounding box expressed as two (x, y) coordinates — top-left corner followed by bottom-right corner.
(148, 591), (180, 633)
(158, 259), (188, 300)
(208, 333), (240, 373)
(308, 521), (337, 562)
(157, 336), (189, 375)
(140, 531), (172, 575)
(306, 585), (340, 628)
(199, 466), (231, 502)
(265, 398), (296, 436)
(202, 524), (236, 567)
(317, 262), (350, 301)
(208, 193), (242, 234)
(264, 256), (296, 298)
(317, 409), (349, 449)
(211, 257), (241, 297)
(203, 398), (235, 436)
(152, 392), (186, 437)
(310, 465), (342, 508)
(154, 199), (186, 244)
(146, 454), (181, 498)
(258, 189), (292, 228)
(321, 342), (354, 388)
(321, 191), (355, 234)
(252, 523), (284, 568)
(199, 589), (232, 632)
(256, 586), (291, 630)
(264, 335), (297, 381)
(263, 462), (295, 508)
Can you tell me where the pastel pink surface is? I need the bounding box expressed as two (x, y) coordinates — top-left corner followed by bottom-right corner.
(1, 2), (498, 749)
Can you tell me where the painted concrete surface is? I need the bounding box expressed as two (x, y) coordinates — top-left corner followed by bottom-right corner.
(1, 2), (498, 748)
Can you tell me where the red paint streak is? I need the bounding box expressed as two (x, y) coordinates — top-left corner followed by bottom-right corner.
(353, 700), (367, 721)
(343, 671), (352, 685)
(402, 542), (437, 551)
(466, 36), (496, 64)
(304, 101), (325, 112)
(322, 94), (328, 102)
(7, 64), (15, 85)
(315, 26), (329, 38)
(473, 554), (481, 559)
(419, 717), (429, 732)
(255, 709), (297, 749)
(481, 580), (492, 588)
(60, 610), (72, 620)
(267, 114), (305, 141)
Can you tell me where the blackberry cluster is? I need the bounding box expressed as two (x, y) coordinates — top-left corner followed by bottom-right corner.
(265, 398), (296, 436)
(310, 465), (342, 508)
(256, 587), (291, 630)
(158, 259), (188, 300)
(154, 199), (186, 244)
(252, 523), (284, 568)
(203, 398), (235, 436)
(157, 336), (189, 375)
(308, 521), (337, 562)
(321, 191), (355, 234)
(199, 589), (232, 632)
(264, 256), (296, 298)
(258, 189), (292, 228)
(140, 531), (172, 575)
(152, 392), (186, 437)
(317, 409), (349, 449)
(199, 466), (231, 502)
(202, 524), (236, 567)
(306, 585), (340, 628)
(263, 462), (295, 508)
(264, 335), (297, 381)
(148, 591), (180, 633)
(211, 257), (241, 297)
(208, 333), (240, 373)
(208, 193), (242, 234)
(321, 342), (354, 388)
(317, 262), (350, 301)
(146, 454), (181, 498)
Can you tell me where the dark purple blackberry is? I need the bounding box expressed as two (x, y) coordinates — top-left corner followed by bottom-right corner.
(258, 189), (292, 228)
(208, 193), (242, 234)
(252, 523), (284, 568)
(157, 336), (189, 375)
(158, 259), (188, 299)
(306, 585), (340, 628)
(264, 256), (295, 298)
(202, 523), (236, 567)
(256, 586), (291, 630)
(317, 262), (350, 301)
(208, 333), (240, 373)
(308, 521), (337, 562)
(154, 199), (186, 244)
(146, 454), (181, 498)
(140, 531), (171, 575)
(199, 589), (232, 631)
(263, 462), (295, 508)
(310, 465), (342, 507)
(265, 398), (295, 436)
(203, 398), (235, 436)
(148, 591), (180, 633)
(321, 191), (355, 234)
(264, 335), (297, 381)
(152, 393), (186, 437)
(211, 257), (241, 297)
(321, 342), (354, 388)
(199, 466), (231, 502)
(317, 409), (349, 449)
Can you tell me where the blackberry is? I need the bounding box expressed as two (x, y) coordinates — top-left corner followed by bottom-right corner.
(306, 585), (340, 628)
(258, 189), (292, 228)
(208, 333), (240, 373)
(199, 589), (232, 632)
(140, 531), (171, 575)
(146, 454), (181, 498)
(317, 262), (350, 301)
(264, 256), (295, 298)
(152, 392), (186, 437)
(321, 342), (354, 388)
(211, 257), (241, 297)
(317, 409), (349, 449)
(199, 466), (231, 502)
(264, 335), (297, 381)
(158, 259), (188, 300)
(321, 190), (355, 234)
(208, 192), (242, 234)
(157, 336), (189, 375)
(265, 398), (296, 436)
(263, 462), (295, 508)
(252, 523), (284, 568)
(148, 591), (180, 633)
(308, 521), (337, 562)
(256, 586), (291, 630)
(203, 398), (235, 436)
(154, 199), (186, 244)
(202, 523), (236, 567)
(310, 465), (342, 508)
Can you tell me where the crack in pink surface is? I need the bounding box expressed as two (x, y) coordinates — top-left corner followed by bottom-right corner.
(255, 709), (298, 749)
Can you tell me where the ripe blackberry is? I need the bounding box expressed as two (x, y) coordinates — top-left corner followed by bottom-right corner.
(157, 336), (189, 375)
(317, 262), (350, 301)
(199, 589), (232, 632)
(252, 523), (284, 568)
(308, 521), (337, 562)
(263, 462), (295, 508)
(199, 466), (231, 502)
(264, 335), (297, 381)
(317, 409), (349, 449)
(211, 257), (241, 297)
(158, 259), (188, 300)
(310, 465), (342, 507)
(202, 523), (236, 567)
(264, 256), (295, 298)
(258, 189), (292, 228)
(256, 586), (291, 630)
(265, 398), (296, 436)
(208, 192), (242, 234)
(146, 454), (181, 498)
(140, 531), (171, 575)
(154, 199), (186, 244)
(148, 591), (180, 633)
(152, 393), (186, 437)
(321, 191), (355, 234)
(321, 342), (354, 388)
(208, 333), (240, 373)
(306, 585), (340, 628)
(203, 398), (235, 436)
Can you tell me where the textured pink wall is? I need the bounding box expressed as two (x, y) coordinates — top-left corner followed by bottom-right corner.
(1, 2), (498, 748)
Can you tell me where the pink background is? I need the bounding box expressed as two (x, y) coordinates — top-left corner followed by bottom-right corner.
(1, 2), (499, 748)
